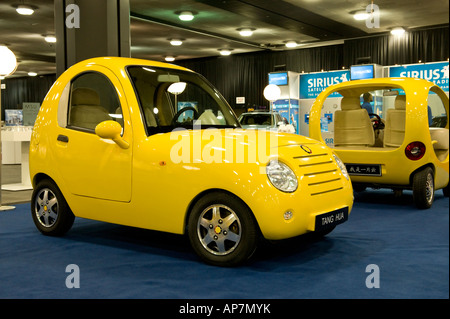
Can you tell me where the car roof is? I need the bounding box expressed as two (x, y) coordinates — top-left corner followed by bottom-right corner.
(66, 56), (193, 74)
(320, 77), (439, 98)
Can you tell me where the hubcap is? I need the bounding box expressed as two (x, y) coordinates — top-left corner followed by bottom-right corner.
(425, 173), (434, 204)
(197, 204), (242, 256)
(35, 188), (59, 228)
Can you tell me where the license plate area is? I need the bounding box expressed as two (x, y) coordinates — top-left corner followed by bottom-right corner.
(345, 164), (382, 176)
(315, 207), (349, 231)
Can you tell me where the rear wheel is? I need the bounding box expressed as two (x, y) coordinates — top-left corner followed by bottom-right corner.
(188, 192), (258, 267)
(412, 167), (435, 209)
(31, 179), (75, 236)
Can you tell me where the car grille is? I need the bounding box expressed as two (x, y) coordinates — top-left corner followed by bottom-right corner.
(294, 152), (344, 196)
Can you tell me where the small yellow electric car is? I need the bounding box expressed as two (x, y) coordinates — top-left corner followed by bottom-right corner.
(309, 77), (449, 209)
(29, 57), (353, 266)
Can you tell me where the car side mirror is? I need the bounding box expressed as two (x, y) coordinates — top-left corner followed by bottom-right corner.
(95, 120), (129, 149)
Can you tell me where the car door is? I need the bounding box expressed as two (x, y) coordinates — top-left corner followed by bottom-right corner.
(53, 66), (132, 202)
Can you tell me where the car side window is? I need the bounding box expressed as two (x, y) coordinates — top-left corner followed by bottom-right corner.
(428, 87), (448, 128)
(67, 72), (123, 131)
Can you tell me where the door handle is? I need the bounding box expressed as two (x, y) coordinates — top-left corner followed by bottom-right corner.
(57, 134), (69, 143)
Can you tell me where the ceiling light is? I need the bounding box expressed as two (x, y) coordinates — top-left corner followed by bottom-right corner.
(44, 35), (56, 43)
(165, 56), (175, 62)
(353, 11), (369, 21)
(170, 39), (183, 46)
(0, 45), (17, 76)
(28, 72), (37, 77)
(391, 27), (405, 36)
(219, 49), (232, 56)
(178, 11), (194, 21)
(285, 41), (297, 48)
(238, 28), (255, 37)
(16, 5), (34, 15)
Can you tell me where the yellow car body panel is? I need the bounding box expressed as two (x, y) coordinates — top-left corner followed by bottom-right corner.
(309, 78), (449, 191)
(30, 57), (353, 242)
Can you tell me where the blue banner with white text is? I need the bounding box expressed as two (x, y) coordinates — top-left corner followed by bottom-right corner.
(299, 70), (350, 99)
(389, 62), (449, 92)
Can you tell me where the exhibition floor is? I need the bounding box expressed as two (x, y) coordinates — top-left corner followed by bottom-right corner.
(0, 172), (448, 299)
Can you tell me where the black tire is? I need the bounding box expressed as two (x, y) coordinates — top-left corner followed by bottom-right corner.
(443, 183), (449, 197)
(187, 192), (258, 267)
(31, 179), (75, 236)
(412, 167), (435, 209)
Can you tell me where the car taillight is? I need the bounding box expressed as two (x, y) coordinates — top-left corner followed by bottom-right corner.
(405, 142), (426, 160)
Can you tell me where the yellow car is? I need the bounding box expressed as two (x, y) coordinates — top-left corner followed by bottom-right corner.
(29, 57), (353, 266)
(309, 77), (449, 209)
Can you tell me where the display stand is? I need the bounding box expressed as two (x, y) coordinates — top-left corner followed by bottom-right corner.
(1, 127), (33, 191)
(268, 71), (300, 133)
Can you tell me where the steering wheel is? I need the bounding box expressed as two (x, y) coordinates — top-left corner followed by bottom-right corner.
(171, 106), (199, 126)
(369, 113), (385, 130)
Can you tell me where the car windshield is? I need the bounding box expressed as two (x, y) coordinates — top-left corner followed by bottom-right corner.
(240, 114), (273, 126)
(127, 66), (240, 135)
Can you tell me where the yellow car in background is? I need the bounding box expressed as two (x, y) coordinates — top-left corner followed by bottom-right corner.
(309, 78), (449, 209)
(29, 57), (353, 266)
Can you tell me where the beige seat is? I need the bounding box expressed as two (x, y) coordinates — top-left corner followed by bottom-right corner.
(70, 88), (111, 130)
(430, 127), (449, 161)
(383, 95), (406, 148)
(334, 96), (375, 147)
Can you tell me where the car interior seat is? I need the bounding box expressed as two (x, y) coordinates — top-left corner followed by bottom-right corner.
(334, 96), (375, 147)
(70, 87), (111, 130)
(383, 95), (406, 148)
(429, 127), (449, 161)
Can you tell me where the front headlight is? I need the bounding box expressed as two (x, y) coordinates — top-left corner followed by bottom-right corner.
(266, 160), (298, 192)
(333, 154), (349, 180)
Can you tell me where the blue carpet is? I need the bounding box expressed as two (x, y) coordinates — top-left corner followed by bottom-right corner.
(0, 189), (448, 300)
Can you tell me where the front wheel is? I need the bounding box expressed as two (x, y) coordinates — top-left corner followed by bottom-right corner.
(31, 179), (75, 236)
(412, 167), (435, 209)
(187, 192), (258, 267)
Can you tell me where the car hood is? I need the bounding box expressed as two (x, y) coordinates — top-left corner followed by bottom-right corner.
(160, 128), (327, 165)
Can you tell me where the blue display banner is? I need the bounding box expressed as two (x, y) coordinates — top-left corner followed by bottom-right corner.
(299, 70), (350, 99)
(350, 65), (374, 80)
(389, 62), (449, 92)
(268, 72), (288, 86)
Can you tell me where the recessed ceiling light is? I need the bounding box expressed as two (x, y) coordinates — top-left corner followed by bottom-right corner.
(353, 11), (369, 21)
(219, 49), (232, 56)
(16, 5), (34, 15)
(44, 35), (56, 43)
(391, 27), (405, 36)
(178, 11), (194, 21)
(285, 41), (297, 48)
(237, 28), (255, 37)
(165, 56), (175, 62)
(170, 39), (183, 46)
(28, 72), (37, 77)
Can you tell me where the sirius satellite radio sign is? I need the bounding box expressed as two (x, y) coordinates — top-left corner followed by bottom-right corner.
(389, 62), (449, 92)
(299, 70), (350, 99)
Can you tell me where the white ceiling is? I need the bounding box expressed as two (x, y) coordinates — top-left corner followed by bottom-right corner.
(0, 0), (448, 78)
